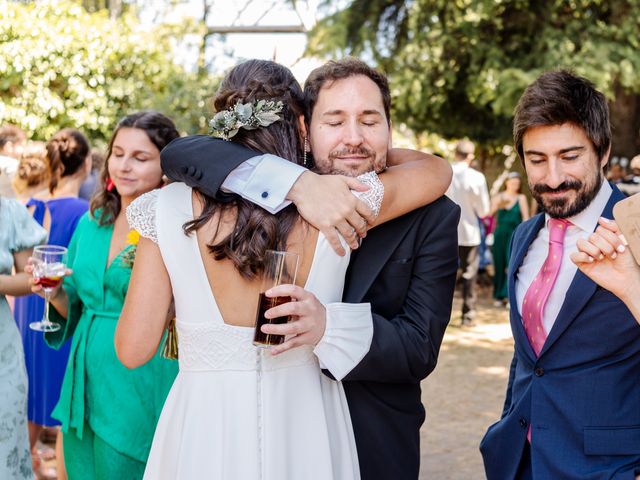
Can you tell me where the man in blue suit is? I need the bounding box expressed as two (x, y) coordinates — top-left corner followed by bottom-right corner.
(480, 70), (640, 479)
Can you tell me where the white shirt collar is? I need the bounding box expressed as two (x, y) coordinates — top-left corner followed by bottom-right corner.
(544, 180), (612, 233)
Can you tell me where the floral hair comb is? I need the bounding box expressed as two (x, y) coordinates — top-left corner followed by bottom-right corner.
(209, 100), (284, 140)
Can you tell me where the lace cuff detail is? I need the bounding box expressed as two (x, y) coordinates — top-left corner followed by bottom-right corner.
(313, 302), (373, 381)
(126, 189), (159, 244)
(353, 171), (384, 219)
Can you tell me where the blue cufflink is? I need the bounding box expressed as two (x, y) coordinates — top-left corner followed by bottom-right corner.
(261, 191), (269, 198)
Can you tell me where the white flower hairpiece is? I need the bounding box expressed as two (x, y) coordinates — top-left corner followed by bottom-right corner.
(209, 99), (284, 140)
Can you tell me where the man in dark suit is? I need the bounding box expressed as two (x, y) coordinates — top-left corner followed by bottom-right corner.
(161, 58), (459, 479)
(480, 70), (640, 479)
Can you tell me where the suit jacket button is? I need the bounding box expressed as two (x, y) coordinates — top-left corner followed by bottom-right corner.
(261, 191), (269, 198)
(519, 418), (528, 428)
(534, 367), (544, 377)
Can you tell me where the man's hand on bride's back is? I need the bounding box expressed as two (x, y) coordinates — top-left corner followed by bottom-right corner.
(287, 171), (375, 256)
(261, 284), (326, 355)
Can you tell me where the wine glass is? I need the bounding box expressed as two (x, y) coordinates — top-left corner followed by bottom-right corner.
(30, 245), (68, 332)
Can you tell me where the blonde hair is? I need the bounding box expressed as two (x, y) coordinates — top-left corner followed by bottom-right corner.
(11, 142), (49, 195)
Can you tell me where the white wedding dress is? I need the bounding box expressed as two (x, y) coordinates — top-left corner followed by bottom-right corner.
(128, 180), (381, 480)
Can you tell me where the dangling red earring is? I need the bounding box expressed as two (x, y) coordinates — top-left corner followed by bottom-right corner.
(106, 178), (115, 192)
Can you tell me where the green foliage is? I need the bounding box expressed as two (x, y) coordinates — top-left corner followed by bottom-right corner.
(0, 1), (218, 143)
(308, 0), (640, 148)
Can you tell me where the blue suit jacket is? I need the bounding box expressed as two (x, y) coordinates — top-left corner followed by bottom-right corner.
(480, 185), (640, 480)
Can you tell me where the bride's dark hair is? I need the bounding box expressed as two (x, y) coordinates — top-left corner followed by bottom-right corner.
(184, 59), (305, 278)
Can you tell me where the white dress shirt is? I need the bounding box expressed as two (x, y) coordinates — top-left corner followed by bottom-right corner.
(222, 155), (374, 378)
(220, 154), (306, 213)
(446, 161), (490, 246)
(515, 181), (612, 334)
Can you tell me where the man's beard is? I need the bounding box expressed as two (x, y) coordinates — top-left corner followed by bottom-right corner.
(316, 147), (386, 177)
(531, 170), (602, 219)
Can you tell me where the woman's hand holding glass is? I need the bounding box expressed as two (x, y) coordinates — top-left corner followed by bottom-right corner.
(260, 284), (327, 356)
(25, 246), (72, 331)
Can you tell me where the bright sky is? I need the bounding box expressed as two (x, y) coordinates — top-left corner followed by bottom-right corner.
(139, 1), (420, 147)
(150, 0), (327, 82)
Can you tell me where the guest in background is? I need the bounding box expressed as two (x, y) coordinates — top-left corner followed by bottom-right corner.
(446, 139), (490, 325)
(0, 124), (27, 198)
(606, 163), (626, 184)
(14, 128), (91, 478)
(478, 217), (495, 281)
(79, 148), (105, 201)
(0, 191), (47, 479)
(489, 172), (529, 306)
(29, 111), (180, 480)
(11, 142), (50, 203)
(618, 155), (640, 197)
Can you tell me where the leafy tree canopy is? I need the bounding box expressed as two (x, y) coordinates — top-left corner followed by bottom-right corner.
(0, 1), (218, 143)
(308, 0), (640, 150)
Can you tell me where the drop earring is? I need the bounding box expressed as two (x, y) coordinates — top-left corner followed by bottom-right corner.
(303, 137), (309, 167)
(106, 178), (115, 192)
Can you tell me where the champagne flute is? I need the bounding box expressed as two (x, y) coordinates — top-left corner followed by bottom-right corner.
(30, 245), (68, 332)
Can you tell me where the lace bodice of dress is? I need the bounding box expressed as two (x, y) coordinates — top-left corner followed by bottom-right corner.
(176, 321), (316, 372)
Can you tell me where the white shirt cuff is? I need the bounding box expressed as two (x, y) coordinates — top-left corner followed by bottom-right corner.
(314, 302), (373, 381)
(221, 154), (306, 214)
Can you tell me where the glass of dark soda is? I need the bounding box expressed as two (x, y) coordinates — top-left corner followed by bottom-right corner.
(253, 250), (299, 348)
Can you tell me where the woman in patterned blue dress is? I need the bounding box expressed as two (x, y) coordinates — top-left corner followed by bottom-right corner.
(0, 194), (47, 479)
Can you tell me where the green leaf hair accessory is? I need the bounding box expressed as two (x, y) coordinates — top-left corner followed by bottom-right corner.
(209, 100), (284, 140)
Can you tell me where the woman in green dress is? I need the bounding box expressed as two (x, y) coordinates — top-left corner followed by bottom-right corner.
(0, 195), (47, 479)
(29, 112), (180, 479)
(490, 172), (530, 305)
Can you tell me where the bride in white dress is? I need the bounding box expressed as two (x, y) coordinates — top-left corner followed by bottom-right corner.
(126, 179), (372, 480)
(115, 59), (439, 479)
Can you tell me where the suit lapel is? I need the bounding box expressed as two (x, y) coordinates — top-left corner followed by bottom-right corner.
(344, 211), (417, 302)
(539, 186), (625, 357)
(509, 214), (545, 362)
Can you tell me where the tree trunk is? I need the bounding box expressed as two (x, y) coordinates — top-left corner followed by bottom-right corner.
(108, 0), (123, 18)
(609, 84), (640, 162)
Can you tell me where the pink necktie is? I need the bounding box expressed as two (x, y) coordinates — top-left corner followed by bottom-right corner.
(522, 218), (570, 443)
(522, 218), (571, 356)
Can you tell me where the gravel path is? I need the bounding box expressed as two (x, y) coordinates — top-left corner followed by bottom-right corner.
(419, 292), (514, 479)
